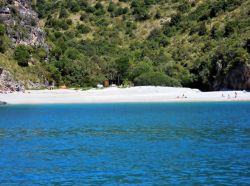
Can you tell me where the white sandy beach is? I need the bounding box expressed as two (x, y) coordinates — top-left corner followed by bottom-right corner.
(0, 86), (250, 104)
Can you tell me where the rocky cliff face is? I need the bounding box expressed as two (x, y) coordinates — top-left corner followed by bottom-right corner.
(0, 0), (47, 48)
(0, 67), (25, 92)
(0, 0), (49, 91)
(213, 64), (250, 91)
(225, 64), (250, 90)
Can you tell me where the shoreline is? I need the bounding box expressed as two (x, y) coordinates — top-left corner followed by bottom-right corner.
(2, 100), (250, 106)
(1, 86), (250, 105)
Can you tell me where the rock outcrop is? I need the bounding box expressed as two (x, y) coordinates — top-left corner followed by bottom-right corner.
(0, 67), (25, 92)
(0, 0), (47, 48)
(225, 64), (250, 90)
(26, 80), (46, 90)
(213, 64), (250, 90)
(0, 101), (7, 105)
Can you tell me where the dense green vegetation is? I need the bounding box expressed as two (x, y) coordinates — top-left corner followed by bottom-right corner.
(1, 0), (250, 90)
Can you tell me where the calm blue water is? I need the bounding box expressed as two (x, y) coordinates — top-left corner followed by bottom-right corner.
(0, 102), (250, 185)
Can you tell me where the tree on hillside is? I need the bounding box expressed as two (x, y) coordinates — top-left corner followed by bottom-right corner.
(134, 72), (181, 86)
(115, 56), (131, 85)
(14, 45), (30, 67)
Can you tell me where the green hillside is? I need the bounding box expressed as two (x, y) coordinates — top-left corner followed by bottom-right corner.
(1, 0), (250, 90)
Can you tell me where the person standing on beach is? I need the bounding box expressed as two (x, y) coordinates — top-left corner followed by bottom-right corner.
(235, 92), (238, 99)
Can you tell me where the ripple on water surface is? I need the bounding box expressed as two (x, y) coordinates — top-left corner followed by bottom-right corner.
(0, 102), (250, 185)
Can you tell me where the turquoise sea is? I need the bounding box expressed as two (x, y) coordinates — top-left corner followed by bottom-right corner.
(0, 102), (250, 185)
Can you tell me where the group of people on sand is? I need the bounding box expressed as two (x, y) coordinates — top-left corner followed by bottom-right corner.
(221, 92), (238, 99)
(176, 92), (239, 100)
(176, 94), (188, 99)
